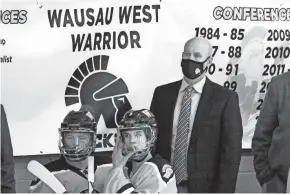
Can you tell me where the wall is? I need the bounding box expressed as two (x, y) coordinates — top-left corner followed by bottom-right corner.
(14, 150), (261, 193)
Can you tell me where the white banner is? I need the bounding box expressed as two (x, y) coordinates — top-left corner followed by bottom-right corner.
(1, 0), (290, 155)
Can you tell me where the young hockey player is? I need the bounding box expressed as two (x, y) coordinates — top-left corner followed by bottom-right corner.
(28, 107), (102, 193)
(100, 109), (177, 193)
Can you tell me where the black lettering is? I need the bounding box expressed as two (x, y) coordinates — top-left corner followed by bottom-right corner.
(10, 10), (18, 24)
(71, 34), (86, 52)
(95, 134), (102, 148)
(143, 5), (151, 23)
(103, 133), (113, 148)
(74, 9), (85, 27)
(47, 9), (62, 28)
(63, 10), (74, 27)
(71, 31), (143, 52)
(119, 6), (132, 24)
(0, 39), (6, 46)
(103, 32), (111, 50)
(118, 31), (128, 49)
(105, 7), (114, 25)
(112, 31), (116, 49)
(83, 33), (92, 51)
(18, 10), (27, 24)
(95, 8), (104, 25)
(93, 33), (102, 50)
(130, 31), (141, 48)
(133, 6), (141, 23)
(152, 5), (160, 22)
(0, 56), (12, 63)
(86, 8), (94, 26)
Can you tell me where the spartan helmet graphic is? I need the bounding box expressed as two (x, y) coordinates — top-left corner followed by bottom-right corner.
(64, 55), (132, 128)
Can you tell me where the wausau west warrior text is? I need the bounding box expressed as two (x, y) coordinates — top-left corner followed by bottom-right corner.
(47, 5), (160, 52)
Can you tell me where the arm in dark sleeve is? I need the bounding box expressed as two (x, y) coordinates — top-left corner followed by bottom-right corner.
(252, 79), (278, 186)
(150, 88), (158, 117)
(1, 104), (16, 193)
(150, 88), (160, 155)
(216, 92), (243, 192)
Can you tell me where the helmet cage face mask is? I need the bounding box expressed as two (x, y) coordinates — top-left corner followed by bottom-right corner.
(59, 126), (96, 162)
(119, 125), (156, 160)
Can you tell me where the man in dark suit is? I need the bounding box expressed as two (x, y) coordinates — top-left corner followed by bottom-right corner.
(150, 37), (243, 193)
(1, 104), (16, 193)
(252, 72), (290, 193)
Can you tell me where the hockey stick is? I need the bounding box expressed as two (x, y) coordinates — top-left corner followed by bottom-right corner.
(88, 156), (94, 193)
(27, 160), (66, 193)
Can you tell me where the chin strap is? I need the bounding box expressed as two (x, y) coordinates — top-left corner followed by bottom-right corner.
(65, 154), (87, 162)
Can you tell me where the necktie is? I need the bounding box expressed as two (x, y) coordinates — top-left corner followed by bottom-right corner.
(173, 85), (193, 184)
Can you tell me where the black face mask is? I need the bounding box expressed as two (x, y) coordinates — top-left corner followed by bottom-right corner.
(181, 57), (209, 79)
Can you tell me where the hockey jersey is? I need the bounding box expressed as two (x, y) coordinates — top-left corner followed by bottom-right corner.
(94, 154), (177, 193)
(28, 156), (109, 193)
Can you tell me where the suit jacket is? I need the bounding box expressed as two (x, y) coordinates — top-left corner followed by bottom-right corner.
(1, 104), (16, 193)
(252, 72), (290, 186)
(150, 78), (243, 193)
